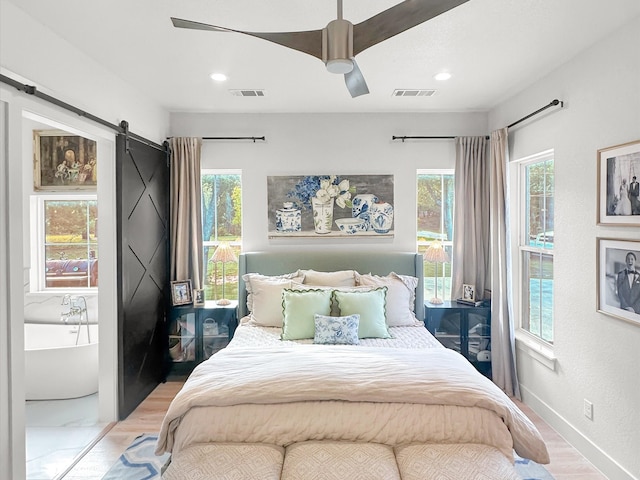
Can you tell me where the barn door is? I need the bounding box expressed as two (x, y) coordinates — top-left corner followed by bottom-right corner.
(116, 134), (169, 419)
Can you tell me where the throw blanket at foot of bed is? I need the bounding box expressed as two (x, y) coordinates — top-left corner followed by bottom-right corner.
(156, 346), (549, 464)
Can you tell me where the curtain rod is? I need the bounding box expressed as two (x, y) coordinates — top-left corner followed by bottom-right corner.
(392, 135), (490, 142)
(0, 73), (165, 151)
(391, 98), (564, 142)
(167, 136), (266, 142)
(507, 98), (563, 128)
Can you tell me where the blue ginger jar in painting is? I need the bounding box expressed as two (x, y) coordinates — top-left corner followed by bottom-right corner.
(351, 194), (379, 231)
(370, 202), (394, 234)
(276, 202), (301, 233)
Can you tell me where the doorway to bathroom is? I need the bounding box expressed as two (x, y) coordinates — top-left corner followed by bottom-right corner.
(21, 111), (119, 480)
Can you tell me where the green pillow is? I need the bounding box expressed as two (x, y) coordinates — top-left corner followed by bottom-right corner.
(281, 288), (332, 340)
(333, 287), (390, 338)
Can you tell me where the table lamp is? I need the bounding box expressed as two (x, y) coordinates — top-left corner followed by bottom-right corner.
(424, 240), (450, 304)
(210, 242), (237, 305)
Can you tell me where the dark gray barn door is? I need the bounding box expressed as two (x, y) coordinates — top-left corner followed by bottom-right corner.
(116, 135), (169, 419)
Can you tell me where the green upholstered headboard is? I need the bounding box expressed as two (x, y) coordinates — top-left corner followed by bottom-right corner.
(238, 251), (424, 320)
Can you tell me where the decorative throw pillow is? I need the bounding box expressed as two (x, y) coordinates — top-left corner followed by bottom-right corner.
(246, 277), (299, 327)
(313, 314), (360, 345)
(281, 288), (333, 340)
(243, 272), (304, 315)
(301, 269), (357, 287)
(333, 287), (390, 338)
(356, 272), (422, 327)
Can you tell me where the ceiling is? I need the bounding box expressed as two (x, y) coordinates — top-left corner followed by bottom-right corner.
(8, 0), (640, 114)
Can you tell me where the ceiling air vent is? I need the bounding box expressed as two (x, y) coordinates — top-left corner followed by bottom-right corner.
(392, 89), (436, 97)
(229, 89), (265, 97)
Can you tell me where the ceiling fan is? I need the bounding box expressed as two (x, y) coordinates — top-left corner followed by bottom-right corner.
(171, 0), (469, 98)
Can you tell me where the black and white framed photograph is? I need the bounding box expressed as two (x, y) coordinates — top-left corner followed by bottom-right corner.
(194, 289), (205, 307)
(462, 284), (476, 302)
(597, 238), (640, 326)
(171, 279), (193, 306)
(597, 139), (640, 226)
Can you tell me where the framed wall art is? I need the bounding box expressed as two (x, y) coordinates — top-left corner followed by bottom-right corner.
(266, 174), (394, 238)
(171, 280), (193, 306)
(596, 238), (640, 326)
(33, 130), (98, 190)
(597, 139), (640, 225)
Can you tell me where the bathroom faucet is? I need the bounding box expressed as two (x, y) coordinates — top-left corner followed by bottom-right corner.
(60, 294), (91, 344)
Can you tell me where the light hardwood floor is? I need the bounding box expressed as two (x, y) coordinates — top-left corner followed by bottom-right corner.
(63, 381), (607, 479)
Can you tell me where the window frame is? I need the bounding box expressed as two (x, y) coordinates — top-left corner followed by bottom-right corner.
(511, 150), (555, 347)
(201, 169), (242, 302)
(30, 193), (98, 293)
(417, 169), (455, 302)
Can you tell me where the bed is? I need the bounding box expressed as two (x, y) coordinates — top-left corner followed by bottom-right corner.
(158, 251), (549, 480)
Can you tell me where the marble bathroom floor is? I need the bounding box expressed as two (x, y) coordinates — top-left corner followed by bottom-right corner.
(26, 393), (109, 480)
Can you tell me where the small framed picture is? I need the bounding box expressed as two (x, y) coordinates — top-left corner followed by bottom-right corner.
(171, 280), (193, 306)
(193, 289), (205, 307)
(597, 139), (640, 226)
(462, 284), (476, 302)
(597, 238), (640, 326)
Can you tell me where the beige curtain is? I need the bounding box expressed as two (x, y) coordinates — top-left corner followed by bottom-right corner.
(489, 128), (520, 398)
(170, 137), (204, 289)
(451, 136), (490, 301)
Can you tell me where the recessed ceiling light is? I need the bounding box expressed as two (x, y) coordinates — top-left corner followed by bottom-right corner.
(434, 72), (452, 81)
(210, 73), (227, 82)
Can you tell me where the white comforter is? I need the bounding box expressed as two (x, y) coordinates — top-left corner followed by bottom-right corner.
(156, 344), (549, 464)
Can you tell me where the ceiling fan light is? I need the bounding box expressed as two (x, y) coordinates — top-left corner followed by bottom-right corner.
(326, 59), (353, 74)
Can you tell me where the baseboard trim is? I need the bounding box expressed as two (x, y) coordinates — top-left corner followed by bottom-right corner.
(520, 386), (637, 480)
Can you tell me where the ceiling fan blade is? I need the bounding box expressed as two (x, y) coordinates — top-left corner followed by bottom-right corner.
(344, 59), (369, 98)
(171, 17), (323, 60)
(352, 0), (470, 55)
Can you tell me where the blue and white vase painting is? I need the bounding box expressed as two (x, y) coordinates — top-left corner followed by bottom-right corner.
(275, 202), (302, 233)
(351, 194), (379, 231)
(370, 202), (394, 234)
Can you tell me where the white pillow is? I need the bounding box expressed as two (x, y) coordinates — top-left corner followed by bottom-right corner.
(244, 277), (297, 327)
(243, 271), (304, 313)
(301, 269), (357, 287)
(355, 272), (422, 327)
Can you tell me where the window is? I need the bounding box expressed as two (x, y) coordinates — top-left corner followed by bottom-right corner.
(518, 152), (554, 343)
(417, 171), (454, 301)
(34, 196), (98, 290)
(201, 171), (242, 302)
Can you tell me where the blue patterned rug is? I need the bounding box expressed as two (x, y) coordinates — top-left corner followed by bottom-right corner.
(103, 434), (555, 479)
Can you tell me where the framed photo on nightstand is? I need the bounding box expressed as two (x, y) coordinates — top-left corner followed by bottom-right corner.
(171, 279), (193, 306)
(462, 284), (476, 302)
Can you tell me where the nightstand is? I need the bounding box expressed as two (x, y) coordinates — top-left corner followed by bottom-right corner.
(168, 300), (238, 376)
(424, 301), (491, 378)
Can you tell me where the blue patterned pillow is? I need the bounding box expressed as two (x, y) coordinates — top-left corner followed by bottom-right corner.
(313, 314), (360, 345)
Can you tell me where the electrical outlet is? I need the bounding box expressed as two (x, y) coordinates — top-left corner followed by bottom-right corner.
(583, 399), (593, 420)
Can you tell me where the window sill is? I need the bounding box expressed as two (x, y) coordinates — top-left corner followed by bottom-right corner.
(515, 331), (557, 371)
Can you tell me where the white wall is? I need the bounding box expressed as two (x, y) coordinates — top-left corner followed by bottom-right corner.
(0, 0), (168, 145)
(489, 16), (640, 479)
(170, 111), (487, 252)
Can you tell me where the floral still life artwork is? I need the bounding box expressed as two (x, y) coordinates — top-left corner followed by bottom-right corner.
(267, 174), (394, 237)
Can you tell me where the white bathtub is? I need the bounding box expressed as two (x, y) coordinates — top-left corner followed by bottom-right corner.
(24, 323), (99, 400)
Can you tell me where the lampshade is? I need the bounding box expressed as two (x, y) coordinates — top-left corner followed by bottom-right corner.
(424, 241), (450, 263)
(211, 242), (237, 264)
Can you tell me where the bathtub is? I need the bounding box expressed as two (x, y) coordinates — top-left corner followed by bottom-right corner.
(24, 323), (99, 400)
